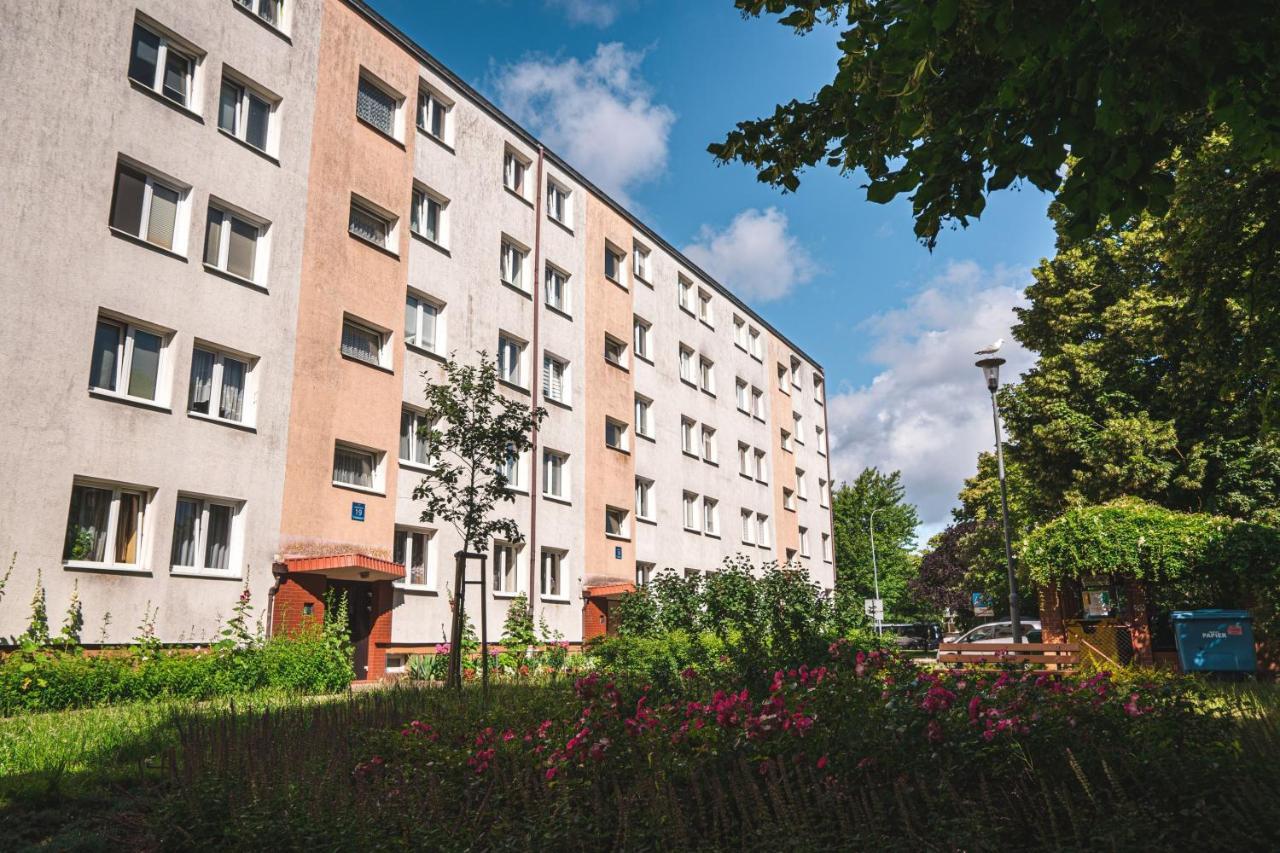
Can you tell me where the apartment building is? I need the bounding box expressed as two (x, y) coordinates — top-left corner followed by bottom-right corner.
(0, 0), (834, 681)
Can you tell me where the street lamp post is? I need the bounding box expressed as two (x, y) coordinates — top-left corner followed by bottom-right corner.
(975, 357), (1023, 644)
(868, 507), (882, 635)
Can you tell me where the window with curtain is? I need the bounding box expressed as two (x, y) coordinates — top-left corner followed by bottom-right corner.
(399, 408), (432, 466)
(356, 76), (396, 135)
(604, 336), (626, 367)
(188, 346), (249, 424)
(349, 203), (390, 248)
(503, 151), (526, 195)
(678, 277), (693, 310)
(604, 246), (624, 283)
(605, 419), (627, 451)
(405, 294), (440, 352)
(171, 496), (236, 572)
(204, 206), (262, 281)
(497, 336), (523, 385)
(699, 357), (715, 393)
(635, 478), (653, 520)
(681, 418), (696, 454)
(493, 542), (518, 593)
(633, 317), (650, 359)
(110, 162), (184, 252)
(633, 245), (650, 281)
(90, 316), (165, 403)
(411, 188), (446, 244)
(634, 396), (652, 437)
(333, 445), (377, 489)
(234, 0), (283, 27)
(218, 77), (272, 151)
(754, 449), (768, 482)
(757, 514), (771, 547)
(341, 319), (382, 366)
(679, 346), (694, 383)
(547, 181), (569, 224)
(741, 509), (755, 544)
(128, 21), (194, 108)
(542, 354), (566, 403)
(605, 507), (628, 538)
(545, 266), (567, 311)
(63, 481), (149, 567)
(701, 426), (716, 463)
(703, 499), (719, 535)
(542, 450), (566, 498)
(418, 89), (449, 140)
(502, 444), (523, 490)
(500, 241), (525, 289)
(394, 528), (432, 587)
(540, 550), (563, 598)
(683, 493), (699, 530)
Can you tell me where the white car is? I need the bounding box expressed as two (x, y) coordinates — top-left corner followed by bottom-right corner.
(952, 620), (1043, 645)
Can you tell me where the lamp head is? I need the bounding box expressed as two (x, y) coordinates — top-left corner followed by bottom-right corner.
(975, 357), (1006, 393)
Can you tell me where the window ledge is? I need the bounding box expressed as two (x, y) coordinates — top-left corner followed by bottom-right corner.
(682, 527), (702, 536)
(497, 378), (530, 396)
(341, 353), (395, 375)
(547, 216), (574, 236)
(202, 263), (269, 293)
(89, 388), (172, 414)
(187, 410), (257, 433)
(417, 127), (454, 154)
(606, 276), (628, 293)
(348, 229), (401, 260)
(410, 229), (451, 256)
(504, 186), (534, 208)
(604, 533), (631, 542)
(751, 354), (763, 363)
(703, 459), (719, 467)
(540, 595), (572, 604)
(170, 568), (244, 581)
(680, 378), (697, 389)
(700, 320), (715, 331)
(356, 116), (406, 150)
(605, 359), (629, 373)
(396, 584), (439, 595)
(637, 516), (657, 526)
(128, 78), (204, 123)
(701, 389), (717, 399)
(705, 533), (721, 540)
(678, 305), (696, 318)
(635, 353), (653, 367)
(405, 342), (446, 363)
(543, 396), (572, 411)
(398, 459), (435, 474)
(108, 226), (188, 262)
(493, 590), (524, 599)
(230, 1), (293, 42)
(632, 274), (650, 288)
(681, 450), (700, 460)
(500, 279), (533, 299)
(753, 415), (766, 424)
(606, 445), (631, 456)
(505, 486), (530, 496)
(216, 127), (280, 165)
(545, 304), (573, 322)
(331, 481), (386, 498)
(64, 561), (150, 576)
(542, 493), (572, 506)
(739, 472), (754, 481)
(637, 431), (656, 444)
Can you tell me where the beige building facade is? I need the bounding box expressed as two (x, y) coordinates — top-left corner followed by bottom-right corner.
(0, 0), (834, 679)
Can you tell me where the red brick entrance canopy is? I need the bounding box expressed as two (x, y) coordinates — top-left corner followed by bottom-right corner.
(584, 581), (636, 599)
(281, 553), (405, 582)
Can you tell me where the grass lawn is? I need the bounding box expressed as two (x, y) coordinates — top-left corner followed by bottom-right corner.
(2, 675), (1278, 851)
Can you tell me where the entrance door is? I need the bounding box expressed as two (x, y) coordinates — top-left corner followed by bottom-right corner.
(329, 581), (373, 680)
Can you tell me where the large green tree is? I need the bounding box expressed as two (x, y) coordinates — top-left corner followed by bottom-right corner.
(711, 1), (1280, 246)
(831, 468), (921, 619)
(1002, 134), (1280, 524)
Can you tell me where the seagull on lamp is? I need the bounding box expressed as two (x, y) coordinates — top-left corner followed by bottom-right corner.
(974, 338), (1004, 355)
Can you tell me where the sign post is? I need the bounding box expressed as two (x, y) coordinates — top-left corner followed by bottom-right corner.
(864, 597), (884, 629)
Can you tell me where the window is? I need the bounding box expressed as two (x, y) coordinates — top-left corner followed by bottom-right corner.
(754, 448), (768, 482)
(604, 245), (625, 284)
(605, 506), (629, 539)
(741, 509), (755, 544)
(757, 513), (771, 547)
(502, 444), (526, 491)
(547, 179), (571, 225)
(503, 149), (528, 197)
(679, 346), (695, 384)
(356, 74), (398, 137)
(204, 204), (265, 282)
(333, 443), (379, 490)
(697, 290), (713, 326)
(796, 469), (807, 500)
(542, 449), (567, 499)
(493, 541), (520, 594)
(89, 316), (167, 404)
(417, 86), (451, 142)
(633, 243), (650, 282)
(500, 239), (528, 291)
(399, 408), (433, 467)
(63, 480), (149, 567)
(682, 492), (700, 531)
(497, 334), (525, 386)
(233, 0), (284, 28)
(680, 417), (697, 456)
(777, 363), (789, 391)
(749, 327), (763, 360)
(541, 549), (565, 598)
(736, 379), (749, 413)
(172, 496), (239, 573)
(781, 429), (793, 452)
(819, 478), (829, 508)
(394, 527), (434, 587)
(733, 316), (748, 350)
(188, 345), (251, 424)
(218, 74), (273, 153)
(751, 387), (765, 420)
(816, 425), (826, 456)
(738, 443), (751, 477)
(110, 161), (186, 253)
(636, 561), (655, 587)
(341, 317), (386, 367)
(703, 498), (719, 536)
(405, 292), (442, 353)
(410, 186), (448, 246)
(791, 357), (803, 389)
(128, 20), (196, 108)
(635, 477), (654, 521)
(349, 199), (392, 250)
(799, 527), (811, 558)
(783, 488), (796, 511)
(700, 426), (717, 464)
(794, 412), (805, 444)
(677, 276), (694, 312)
(633, 316), (651, 361)
(814, 375), (825, 405)
(822, 532), (832, 562)
(542, 353), (568, 404)
(699, 357), (715, 394)
(545, 265), (569, 313)
(605, 418), (628, 451)
(604, 335), (628, 368)
(634, 395), (654, 439)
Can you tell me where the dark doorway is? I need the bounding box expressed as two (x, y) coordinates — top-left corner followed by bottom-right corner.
(329, 581), (373, 680)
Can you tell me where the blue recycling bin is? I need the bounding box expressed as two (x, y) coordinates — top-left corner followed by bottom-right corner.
(1170, 610), (1256, 674)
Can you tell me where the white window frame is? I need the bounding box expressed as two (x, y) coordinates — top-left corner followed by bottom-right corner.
(816, 425), (827, 456)
(820, 478), (830, 508)
(204, 201), (268, 284)
(781, 429), (793, 452)
(733, 316), (748, 351)
(697, 289), (714, 326)
(791, 357), (803, 390)
(783, 488), (796, 511)
(503, 148), (530, 199)
(399, 407), (435, 470)
(636, 561), (655, 587)
(349, 196), (397, 253)
(604, 334), (628, 369)
(632, 242), (651, 283)
(89, 314), (172, 408)
(217, 70), (276, 155)
(736, 379), (749, 413)
(754, 449), (768, 483)
(633, 316), (651, 361)
(170, 493), (243, 576)
(794, 412), (806, 445)
(341, 314), (390, 368)
(749, 327), (763, 360)
(501, 444), (528, 492)
(700, 425), (717, 464)
(332, 441), (384, 493)
(542, 352), (570, 405)
(635, 477), (655, 522)
(680, 417), (697, 456)
(110, 159), (191, 255)
(233, 0), (286, 32)
(634, 395), (654, 439)
(417, 85), (453, 145)
(604, 506), (630, 540)
(604, 243), (626, 286)
(63, 478), (152, 571)
(540, 548), (568, 600)
(497, 333), (527, 388)
(545, 264), (570, 313)
(128, 19), (199, 109)
(677, 275), (694, 312)
(738, 443), (751, 477)
(394, 526), (437, 589)
(405, 290), (444, 354)
(682, 492), (700, 532)
(799, 526), (811, 558)
(740, 508), (755, 545)
(356, 71), (402, 140)
(542, 449), (568, 500)
(699, 357), (716, 395)
(822, 532), (832, 562)
(703, 498), (719, 536)
(546, 178), (572, 227)
(492, 540), (524, 596)
(796, 469), (808, 500)
(411, 185), (449, 247)
(679, 345), (695, 385)
(757, 513), (771, 548)
(752, 387), (765, 420)
(500, 238), (529, 292)
(814, 376), (825, 405)
(605, 417), (629, 452)
(187, 342), (256, 426)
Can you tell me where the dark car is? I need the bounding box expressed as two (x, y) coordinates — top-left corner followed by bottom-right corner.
(881, 622), (942, 652)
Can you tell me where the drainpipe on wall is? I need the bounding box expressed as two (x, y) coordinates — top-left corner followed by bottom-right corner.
(527, 145), (546, 630)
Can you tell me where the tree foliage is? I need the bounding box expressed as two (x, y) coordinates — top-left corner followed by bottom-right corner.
(711, 1), (1280, 246)
(831, 468), (920, 618)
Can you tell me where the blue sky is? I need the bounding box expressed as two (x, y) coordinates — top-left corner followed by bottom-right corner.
(370, 0), (1058, 539)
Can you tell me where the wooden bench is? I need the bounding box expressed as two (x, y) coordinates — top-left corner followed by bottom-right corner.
(937, 642), (1080, 676)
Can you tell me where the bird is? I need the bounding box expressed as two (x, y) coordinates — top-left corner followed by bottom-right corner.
(974, 338), (1003, 355)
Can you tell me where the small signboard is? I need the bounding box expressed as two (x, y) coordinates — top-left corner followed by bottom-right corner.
(351, 502), (366, 522)
(614, 546), (622, 559)
(864, 598), (884, 621)
(972, 592), (994, 617)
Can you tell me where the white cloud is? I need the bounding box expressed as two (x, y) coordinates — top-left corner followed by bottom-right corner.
(545, 0), (631, 27)
(491, 43), (675, 207)
(682, 207), (818, 302)
(826, 260), (1036, 536)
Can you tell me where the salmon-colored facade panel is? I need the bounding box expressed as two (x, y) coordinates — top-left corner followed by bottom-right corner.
(768, 333), (801, 562)
(279, 0), (419, 557)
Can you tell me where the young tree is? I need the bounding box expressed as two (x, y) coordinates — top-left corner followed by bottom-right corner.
(412, 353), (547, 689)
(711, 2), (1280, 246)
(831, 468), (920, 620)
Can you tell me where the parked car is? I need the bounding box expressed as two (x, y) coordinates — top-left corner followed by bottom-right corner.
(881, 622), (942, 652)
(948, 620), (1043, 647)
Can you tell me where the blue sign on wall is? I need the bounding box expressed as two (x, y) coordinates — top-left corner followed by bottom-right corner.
(351, 502), (366, 522)
(614, 546), (622, 559)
